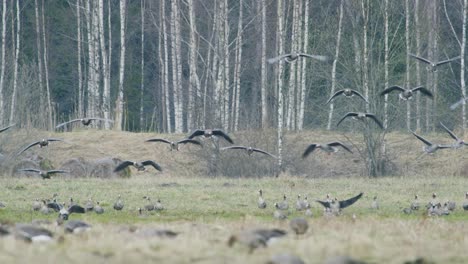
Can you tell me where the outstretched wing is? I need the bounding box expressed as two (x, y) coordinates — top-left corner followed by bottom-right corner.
(47, 170), (69, 175)
(0, 124), (15, 133)
(450, 97), (466, 110)
(336, 112), (358, 127)
(47, 202), (62, 212)
(339, 192), (363, 209)
(315, 200), (331, 209)
(187, 129), (205, 139)
(46, 138), (63, 142)
(212, 130), (234, 144)
(411, 131), (432, 146)
(298, 53), (328, 62)
(409, 53), (432, 65)
(439, 122), (459, 141)
(18, 141), (40, 155)
(141, 160), (163, 171)
(328, 142), (353, 153)
(350, 90), (369, 103)
(302, 144), (317, 158)
(114, 161), (134, 172)
(145, 138), (171, 144)
(252, 148), (277, 158)
(412, 86), (433, 99)
(19, 168), (41, 174)
(267, 54), (291, 64)
(55, 119), (82, 129)
(177, 139), (202, 146)
(326, 90), (345, 104)
(68, 205), (85, 214)
(365, 114), (384, 129)
(88, 117), (114, 123)
(380, 85), (405, 96)
(221, 146), (247, 151)
(435, 56), (461, 66)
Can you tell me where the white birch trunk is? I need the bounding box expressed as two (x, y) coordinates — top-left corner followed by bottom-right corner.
(115, 0), (126, 130)
(98, 0), (110, 129)
(462, 0), (467, 130)
(76, 0), (83, 117)
(222, 0), (230, 131)
(85, 0), (94, 117)
(42, 0), (53, 129)
(415, 0), (421, 131)
(327, 0), (344, 130)
(139, 0), (145, 130)
(277, 0), (285, 175)
(260, 0), (267, 128)
(214, 1), (223, 127)
(232, 0), (243, 131)
(9, 0), (19, 122)
(175, 0), (183, 132)
(286, 0), (299, 130)
(161, 0), (171, 132)
(0, 0), (6, 122)
(170, 0), (182, 133)
(91, 0), (100, 122)
(405, 0), (411, 130)
(383, 0), (389, 129)
(361, 0), (370, 113)
(187, 0), (201, 131)
(298, 0), (309, 131)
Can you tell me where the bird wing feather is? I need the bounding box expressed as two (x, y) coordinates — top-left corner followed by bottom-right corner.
(177, 139), (202, 146)
(435, 56), (461, 66)
(0, 124), (14, 133)
(47, 170), (69, 175)
(267, 54), (291, 64)
(409, 53), (432, 65)
(145, 138), (172, 144)
(339, 192), (363, 209)
(298, 53), (328, 61)
(412, 86), (433, 98)
(252, 148), (277, 158)
(187, 129), (205, 139)
(302, 144), (317, 158)
(439, 122), (459, 141)
(114, 161), (134, 172)
(380, 85), (405, 96)
(68, 205), (86, 214)
(18, 141), (40, 155)
(55, 119), (83, 129)
(326, 90), (345, 104)
(365, 114), (384, 129)
(336, 112), (357, 127)
(141, 160), (163, 171)
(350, 90), (369, 103)
(212, 130), (234, 144)
(315, 200), (331, 209)
(327, 142), (353, 153)
(411, 131), (432, 146)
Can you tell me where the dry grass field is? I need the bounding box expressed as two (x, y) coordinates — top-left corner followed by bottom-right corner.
(0, 129), (467, 263)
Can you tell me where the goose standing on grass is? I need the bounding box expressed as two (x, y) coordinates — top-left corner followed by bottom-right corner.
(187, 129), (234, 144)
(64, 220), (91, 234)
(411, 131), (451, 155)
(15, 224), (53, 242)
(411, 195), (420, 210)
(380, 85), (433, 101)
(84, 198), (94, 212)
(409, 53), (461, 71)
(114, 160), (163, 172)
(114, 195), (124, 211)
(95, 202), (104, 214)
(154, 199), (164, 211)
(19, 169), (68, 179)
(32, 199), (42, 211)
(55, 117), (114, 129)
(145, 138), (202, 151)
(273, 204), (288, 220)
(144, 197), (154, 211)
(296, 195), (305, 211)
(289, 218), (309, 235)
(277, 195), (289, 210)
(446, 200), (456, 211)
(371, 196), (379, 210)
(40, 200), (51, 214)
(267, 52), (328, 64)
(221, 146), (277, 158)
(302, 142), (352, 158)
(337, 112), (384, 129)
(439, 122), (466, 148)
(463, 192), (468, 211)
(316, 193), (363, 215)
(302, 196), (310, 209)
(326, 89), (369, 104)
(257, 190), (267, 209)
(18, 138), (64, 155)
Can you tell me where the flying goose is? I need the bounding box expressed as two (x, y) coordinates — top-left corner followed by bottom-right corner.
(326, 89), (369, 104)
(409, 53), (461, 71)
(302, 142), (352, 158)
(18, 138), (64, 155)
(114, 160), (162, 172)
(15, 224), (53, 242)
(267, 254), (305, 264)
(188, 129), (234, 144)
(95, 202), (104, 214)
(228, 228), (287, 253)
(55, 117), (114, 129)
(221, 146), (276, 158)
(0, 124), (15, 133)
(145, 138), (202, 151)
(114, 195), (124, 210)
(47, 202), (85, 220)
(411, 131), (451, 155)
(380, 85), (433, 100)
(411, 195), (420, 210)
(257, 190), (267, 209)
(337, 112), (384, 129)
(450, 96), (467, 110)
(268, 52), (328, 64)
(439, 122), (466, 148)
(289, 217), (309, 235)
(19, 169), (68, 179)
(463, 192), (468, 211)
(316, 192), (363, 215)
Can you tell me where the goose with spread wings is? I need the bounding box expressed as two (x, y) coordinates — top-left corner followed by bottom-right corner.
(221, 146), (276, 158)
(380, 85), (433, 101)
(302, 142), (352, 158)
(337, 112), (384, 129)
(439, 122), (466, 148)
(188, 129), (234, 144)
(145, 138), (202, 151)
(0, 124), (15, 133)
(411, 131), (451, 155)
(267, 52), (328, 64)
(409, 53), (461, 71)
(55, 117), (114, 129)
(326, 89), (368, 104)
(47, 202), (85, 220)
(316, 192), (363, 214)
(19, 169), (68, 179)
(114, 160), (163, 172)
(18, 138), (64, 155)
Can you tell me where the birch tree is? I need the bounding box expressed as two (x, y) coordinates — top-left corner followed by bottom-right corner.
(414, 0), (422, 131)
(98, 0), (111, 129)
(9, 0), (19, 122)
(361, 0), (370, 113)
(76, 0), (83, 117)
(187, 0), (201, 131)
(232, 0), (243, 131)
(222, 0), (230, 130)
(405, 0), (411, 130)
(139, 0), (145, 130)
(260, 0), (267, 129)
(297, 0), (308, 131)
(286, 0), (299, 130)
(461, 0), (467, 130)
(383, 0), (389, 129)
(115, 0), (126, 130)
(276, 0), (285, 175)
(170, 0), (183, 133)
(42, 0), (52, 129)
(160, 0), (171, 132)
(0, 0), (6, 123)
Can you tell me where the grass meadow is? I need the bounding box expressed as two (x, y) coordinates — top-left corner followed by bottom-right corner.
(0, 130), (467, 263)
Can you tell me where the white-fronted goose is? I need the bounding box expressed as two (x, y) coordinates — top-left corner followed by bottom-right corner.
(221, 146), (277, 158)
(316, 193), (363, 215)
(114, 195), (124, 210)
(326, 89), (368, 104)
(267, 254), (305, 264)
(95, 202), (104, 214)
(289, 217), (308, 235)
(337, 112), (384, 129)
(258, 190), (267, 209)
(276, 195), (289, 210)
(55, 117), (114, 129)
(114, 160), (162, 172)
(411, 195), (420, 210)
(18, 138), (64, 155)
(188, 129), (234, 144)
(411, 132), (451, 155)
(303, 196), (310, 209)
(267, 52), (328, 64)
(40, 200), (50, 214)
(371, 196), (379, 210)
(19, 169), (68, 179)
(302, 142), (352, 158)
(440, 122), (466, 148)
(463, 192), (468, 210)
(15, 224), (53, 242)
(145, 138), (202, 151)
(409, 53), (461, 71)
(380, 85), (433, 100)
(296, 195), (304, 211)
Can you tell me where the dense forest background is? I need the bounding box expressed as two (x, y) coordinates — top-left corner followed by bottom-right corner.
(0, 0), (466, 133)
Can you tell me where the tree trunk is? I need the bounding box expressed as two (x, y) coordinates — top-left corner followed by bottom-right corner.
(85, 0), (94, 118)
(461, 0), (467, 130)
(361, 0), (370, 113)
(222, 0), (230, 131)
(139, 0), (145, 130)
(187, 0), (201, 131)
(232, 0), (243, 131)
(91, 0), (101, 122)
(9, 0), (19, 122)
(115, 0), (126, 130)
(98, 0), (110, 129)
(0, 0), (6, 123)
(297, 0), (308, 131)
(277, 0), (285, 175)
(405, 0), (411, 130)
(160, 0), (171, 133)
(286, 0), (299, 130)
(415, 0), (421, 131)
(42, 0), (52, 129)
(260, 0), (267, 128)
(383, 0), (389, 129)
(170, 0), (183, 133)
(76, 0), (83, 118)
